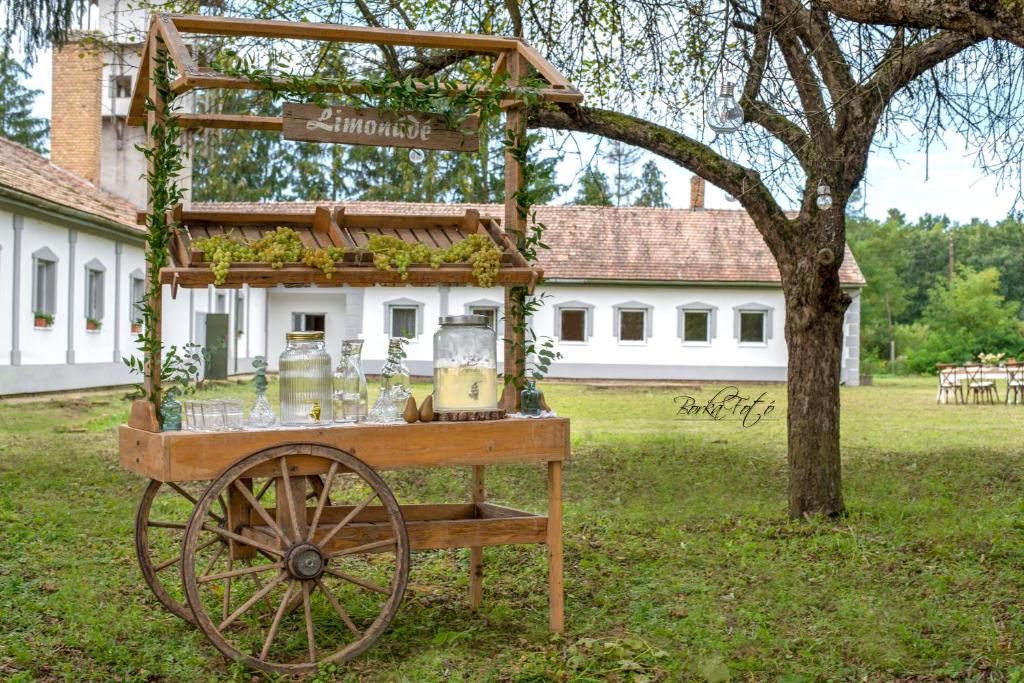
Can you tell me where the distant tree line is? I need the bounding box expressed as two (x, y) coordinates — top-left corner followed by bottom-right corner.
(571, 141), (669, 208)
(847, 211), (1024, 374)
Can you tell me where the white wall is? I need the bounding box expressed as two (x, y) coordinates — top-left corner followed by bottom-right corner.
(17, 216), (70, 366)
(264, 289), (355, 371)
(0, 209), (13, 365)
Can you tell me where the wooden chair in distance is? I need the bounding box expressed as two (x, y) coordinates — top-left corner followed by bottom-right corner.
(1005, 361), (1023, 405)
(936, 364), (964, 404)
(963, 363), (997, 404)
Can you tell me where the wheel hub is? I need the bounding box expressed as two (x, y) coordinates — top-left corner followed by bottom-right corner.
(285, 543), (325, 580)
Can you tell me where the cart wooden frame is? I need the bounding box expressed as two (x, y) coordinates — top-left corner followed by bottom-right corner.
(118, 13), (579, 674)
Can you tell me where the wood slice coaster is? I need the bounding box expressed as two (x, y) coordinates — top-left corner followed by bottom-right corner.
(435, 409), (507, 421)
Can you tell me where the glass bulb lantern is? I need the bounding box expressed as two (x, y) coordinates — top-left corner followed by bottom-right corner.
(707, 82), (744, 134)
(408, 148), (425, 164)
(815, 184), (833, 210)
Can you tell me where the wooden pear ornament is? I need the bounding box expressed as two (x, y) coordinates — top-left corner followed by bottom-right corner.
(419, 394), (434, 422)
(403, 395), (419, 423)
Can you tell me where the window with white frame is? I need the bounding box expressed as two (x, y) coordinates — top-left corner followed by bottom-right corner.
(612, 301), (653, 343)
(554, 301), (594, 343)
(32, 248), (58, 317)
(733, 303), (773, 344)
(677, 302), (717, 344)
(234, 291), (245, 336)
(292, 312), (326, 332)
(84, 259), (106, 322)
(739, 311), (766, 343)
(129, 272), (145, 324)
(383, 298), (424, 339)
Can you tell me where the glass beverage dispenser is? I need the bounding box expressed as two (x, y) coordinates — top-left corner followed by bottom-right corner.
(433, 315), (498, 412)
(279, 331), (333, 425)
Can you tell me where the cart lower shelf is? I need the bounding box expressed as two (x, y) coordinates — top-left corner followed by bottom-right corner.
(242, 502), (546, 552)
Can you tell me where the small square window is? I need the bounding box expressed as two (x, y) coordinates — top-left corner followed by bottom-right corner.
(113, 74), (132, 98)
(618, 309), (646, 342)
(390, 307), (417, 339)
(739, 311), (766, 343)
(559, 309), (586, 342)
(470, 306), (498, 331)
(292, 312), (326, 332)
(683, 310), (710, 343)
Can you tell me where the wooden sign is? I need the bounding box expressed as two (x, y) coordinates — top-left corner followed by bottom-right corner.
(282, 103), (479, 152)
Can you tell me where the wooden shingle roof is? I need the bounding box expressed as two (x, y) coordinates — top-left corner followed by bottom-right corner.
(0, 137), (139, 233)
(197, 200), (866, 286)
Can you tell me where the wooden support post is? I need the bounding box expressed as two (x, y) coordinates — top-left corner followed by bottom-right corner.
(469, 465), (485, 610)
(227, 478), (256, 559)
(502, 49), (528, 413)
(547, 460), (564, 633)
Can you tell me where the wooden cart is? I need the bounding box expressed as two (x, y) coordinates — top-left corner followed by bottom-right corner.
(119, 14), (582, 674)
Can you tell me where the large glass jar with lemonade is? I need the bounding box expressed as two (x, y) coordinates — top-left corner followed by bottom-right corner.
(433, 315), (498, 412)
(279, 331), (333, 425)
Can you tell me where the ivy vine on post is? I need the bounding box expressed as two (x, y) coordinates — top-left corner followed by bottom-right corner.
(122, 47), (184, 410)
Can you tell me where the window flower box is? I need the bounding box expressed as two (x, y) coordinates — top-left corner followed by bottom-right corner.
(34, 312), (54, 329)
(86, 317), (103, 332)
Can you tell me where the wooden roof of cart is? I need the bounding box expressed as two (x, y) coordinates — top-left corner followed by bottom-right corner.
(127, 14), (583, 129)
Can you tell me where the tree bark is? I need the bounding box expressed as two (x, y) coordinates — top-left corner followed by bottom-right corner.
(778, 217), (851, 518)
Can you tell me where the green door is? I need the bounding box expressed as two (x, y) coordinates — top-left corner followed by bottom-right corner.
(205, 313), (229, 380)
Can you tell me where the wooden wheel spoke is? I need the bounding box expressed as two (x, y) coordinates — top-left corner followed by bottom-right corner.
(278, 457), (303, 542)
(147, 520), (186, 529)
(222, 557), (233, 622)
(202, 543), (226, 578)
(203, 523), (283, 558)
(307, 462), (339, 543)
(153, 535), (217, 572)
(316, 577), (361, 637)
(254, 478), (273, 502)
(259, 580), (295, 660)
(245, 558), (277, 615)
(218, 572), (287, 631)
(325, 537), (395, 559)
(318, 491), (379, 549)
(302, 581), (317, 663)
(199, 561), (283, 585)
(168, 482), (198, 506)
(323, 566), (389, 595)
(232, 479), (290, 544)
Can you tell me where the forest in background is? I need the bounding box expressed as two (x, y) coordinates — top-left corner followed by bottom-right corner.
(847, 211), (1024, 374)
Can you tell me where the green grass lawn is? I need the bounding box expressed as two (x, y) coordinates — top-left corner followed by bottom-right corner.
(1, 376), (1022, 682)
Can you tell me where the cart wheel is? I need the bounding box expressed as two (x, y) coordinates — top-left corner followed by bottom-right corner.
(135, 479), (229, 624)
(135, 475), (331, 625)
(180, 444), (409, 674)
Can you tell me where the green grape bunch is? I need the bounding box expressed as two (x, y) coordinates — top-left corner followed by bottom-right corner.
(364, 232), (502, 287)
(194, 227), (345, 285)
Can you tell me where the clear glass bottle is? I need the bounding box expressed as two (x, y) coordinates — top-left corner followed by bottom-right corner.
(160, 389), (182, 431)
(333, 339), (368, 423)
(249, 356), (276, 428)
(433, 315), (498, 413)
(279, 331), (333, 426)
(368, 338), (412, 424)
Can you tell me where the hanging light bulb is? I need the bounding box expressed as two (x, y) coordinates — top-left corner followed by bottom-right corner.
(707, 82), (744, 134)
(815, 183), (833, 210)
(408, 148), (425, 164)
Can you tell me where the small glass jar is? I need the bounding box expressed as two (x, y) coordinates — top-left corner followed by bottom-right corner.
(433, 315), (498, 413)
(368, 338), (412, 423)
(520, 380), (542, 416)
(279, 331), (333, 426)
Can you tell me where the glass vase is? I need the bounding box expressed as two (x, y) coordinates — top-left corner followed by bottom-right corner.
(368, 339), (412, 424)
(333, 339), (368, 423)
(248, 389), (276, 428)
(160, 390), (182, 431)
(520, 380), (542, 416)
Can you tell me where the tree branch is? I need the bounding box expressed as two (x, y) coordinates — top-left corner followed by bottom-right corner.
(815, 0), (1024, 49)
(352, 0), (402, 76)
(528, 104), (796, 252)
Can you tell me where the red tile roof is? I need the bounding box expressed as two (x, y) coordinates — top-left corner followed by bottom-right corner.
(0, 136), (139, 233)
(197, 200), (866, 286)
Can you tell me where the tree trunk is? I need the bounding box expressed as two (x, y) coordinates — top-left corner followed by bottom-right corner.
(779, 235), (851, 518)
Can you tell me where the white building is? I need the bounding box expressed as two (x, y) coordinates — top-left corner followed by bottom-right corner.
(0, 137), (265, 394)
(0, 1), (865, 395)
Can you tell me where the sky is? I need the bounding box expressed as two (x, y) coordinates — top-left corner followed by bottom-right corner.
(20, 49), (1021, 224)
